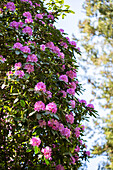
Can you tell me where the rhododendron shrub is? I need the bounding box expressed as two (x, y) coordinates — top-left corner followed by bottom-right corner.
(0, 0), (97, 169)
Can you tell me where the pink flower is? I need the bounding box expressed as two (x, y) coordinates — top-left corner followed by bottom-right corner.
(46, 91), (52, 99)
(24, 64), (34, 74)
(30, 137), (41, 147)
(61, 127), (71, 138)
(47, 14), (54, 20)
(23, 11), (32, 18)
(69, 82), (76, 89)
(13, 42), (23, 49)
(14, 62), (22, 70)
(0, 55), (6, 63)
(38, 120), (46, 128)
(34, 101), (45, 112)
(74, 127), (80, 138)
(6, 2), (15, 11)
(46, 102), (57, 114)
(26, 54), (38, 63)
(35, 14), (43, 20)
(0, 8), (3, 14)
(48, 119), (54, 127)
(67, 88), (75, 95)
(70, 156), (75, 165)
(25, 18), (33, 23)
(46, 42), (54, 49)
(59, 75), (68, 83)
(22, 26), (33, 36)
(59, 29), (64, 33)
(41, 146), (52, 159)
(10, 21), (19, 29)
(60, 90), (66, 98)
(15, 70), (25, 78)
(74, 145), (80, 152)
(85, 151), (90, 156)
(58, 123), (64, 132)
(56, 164), (65, 170)
(81, 125), (85, 131)
(40, 44), (46, 51)
(34, 82), (46, 93)
(87, 104), (94, 109)
(58, 52), (65, 59)
(62, 65), (65, 70)
(70, 41), (76, 47)
(20, 46), (31, 53)
(18, 21), (24, 28)
(69, 100), (75, 108)
(79, 99), (87, 105)
(66, 70), (77, 79)
(65, 113), (74, 124)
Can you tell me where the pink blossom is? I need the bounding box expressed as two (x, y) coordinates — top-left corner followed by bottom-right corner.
(6, 2), (15, 11)
(62, 65), (65, 70)
(47, 14), (54, 20)
(66, 70), (77, 79)
(52, 46), (60, 54)
(13, 42), (23, 49)
(46, 102), (57, 114)
(38, 120), (46, 128)
(22, 26), (33, 36)
(10, 21), (18, 29)
(48, 119), (54, 127)
(79, 99), (87, 105)
(58, 123), (64, 132)
(59, 75), (68, 83)
(34, 101), (45, 112)
(35, 3), (41, 7)
(85, 151), (90, 156)
(24, 64), (34, 74)
(87, 104), (94, 109)
(18, 21), (24, 28)
(70, 156), (75, 165)
(65, 113), (74, 124)
(26, 54), (38, 63)
(69, 100), (75, 108)
(40, 44), (46, 51)
(23, 11), (32, 18)
(15, 70), (25, 78)
(14, 62), (22, 70)
(46, 42), (54, 49)
(61, 127), (71, 138)
(81, 125), (85, 131)
(35, 14), (43, 20)
(69, 82), (76, 89)
(60, 90), (66, 98)
(59, 29), (64, 33)
(46, 91), (52, 99)
(58, 52), (65, 59)
(0, 8), (3, 14)
(30, 137), (41, 147)
(56, 164), (65, 170)
(39, 20), (45, 25)
(74, 127), (80, 138)
(74, 145), (80, 152)
(25, 18), (33, 23)
(41, 146), (52, 159)
(67, 88), (75, 95)
(20, 46), (31, 53)
(34, 82), (46, 93)
(75, 154), (79, 162)
(52, 120), (59, 131)
(0, 55), (6, 63)
(70, 41), (76, 47)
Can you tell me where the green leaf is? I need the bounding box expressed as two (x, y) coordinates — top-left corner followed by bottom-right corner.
(26, 148), (32, 152)
(34, 146), (39, 154)
(20, 100), (25, 107)
(44, 158), (49, 165)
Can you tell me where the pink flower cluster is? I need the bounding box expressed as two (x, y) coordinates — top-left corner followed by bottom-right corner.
(10, 21), (24, 29)
(74, 127), (81, 138)
(60, 90), (67, 98)
(15, 70), (25, 78)
(74, 145), (80, 152)
(23, 11), (33, 23)
(56, 164), (65, 170)
(48, 119), (71, 138)
(69, 100), (75, 108)
(47, 12), (54, 20)
(59, 75), (68, 83)
(41, 146), (52, 159)
(46, 102), (57, 114)
(40, 44), (46, 51)
(66, 70), (77, 79)
(60, 40), (68, 49)
(26, 54), (38, 63)
(21, 46), (31, 53)
(6, 2), (16, 11)
(35, 14), (43, 20)
(22, 26), (33, 36)
(46, 91), (52, 99)
(34, 82), (46, 93)
(30, 137), (41, 147)
(13, 42), (23, 49)
(87, 103), (94, 109)
(14, 62), (22, 70)
(34, 101), (45, 112)
(38, 120), (46, 128)
(65, 113), (74, 124)
(24, 64), (34, 74)
(0, 55), (6, 63)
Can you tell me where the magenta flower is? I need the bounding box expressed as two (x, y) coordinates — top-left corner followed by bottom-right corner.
(34, 82), (46, 93)
(30, 137), (41, 147)
(20, 46), (31, 53)
(61, 127), (71, 138)
(58, 52), (65, 59)
(69, 100), (75, 108)
(41, 146), (52, 159)
(67, 88), (75, 95)
(18, 21), (24, 28)
(10, 21), (19, 29)
(40, 44), (46, 51)
(13, 42), (23, 49)
(26, 54), (38, 63)
(38, 120), (46, 128)
(14, 62), (22, 70)
(35, 14), (43, 20)
(23, 11), (32, 18)
(46, 91), (52, 99)
(47, 14), (54, 20)
(70, 41), (76, 47)
(69, 82), (76, 89)
(56, 164), (65, 170)
(65, 113), (74, 124)
(46, 42), (54, 49)
(85, 151), (90, 156)
(74, 145), (80, 152)
(6, 2), (16, 11)
(58, 123), (64, 132)
(22, 26), (33, 36)
(15, 70), (25, 78)
(74, 127), (81, 138)
(24, 64), (34, 74)
(66, 70), (77, 79)
(0, 55), (6, 63)
(87, 104), (94, 109)
(34, 101), (45, 112)
(46, 102), (57, 114)
(60, 90), (67, 98)
(59, 29), (64, 33)
(59, 75), (68, 83)
(25, 18), (33, 23)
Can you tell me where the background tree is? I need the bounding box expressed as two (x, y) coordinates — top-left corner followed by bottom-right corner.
(78, 0), (113, 169)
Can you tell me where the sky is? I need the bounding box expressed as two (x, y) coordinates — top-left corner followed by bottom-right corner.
(54, 0), (108, 169)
